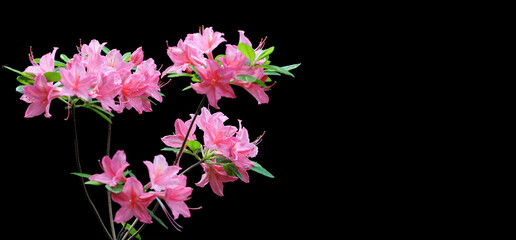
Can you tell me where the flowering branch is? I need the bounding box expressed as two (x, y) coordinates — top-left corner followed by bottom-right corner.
(5, 26), (300, 239)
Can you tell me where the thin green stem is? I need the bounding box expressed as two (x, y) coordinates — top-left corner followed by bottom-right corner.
(106, 116), (117, 240)
(72, 105), (113, 240)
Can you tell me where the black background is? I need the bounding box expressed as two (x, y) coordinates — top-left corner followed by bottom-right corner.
(0, 4), (351, 240)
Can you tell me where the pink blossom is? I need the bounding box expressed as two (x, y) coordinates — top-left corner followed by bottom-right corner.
(117, 69), (151, 114)
(89, 71), (122, 112)
(111, 177), (156, 224)
(196, 107), (237, 157)
(89, 150), (129, 187)
(226, 120), (257, 171)
(161, 118), (197, 148)
(163, 183), (192, 219)
(143, 155), (184, 192)
(105, 49), (133, 72)
(185, 27), (226, 59)
(163, 38), (206, 75)
(130, 47), (144, 66)
(24, 47), (58, 75)
(20, 74), (61, 118)
(80, 39), (107, 56)
(59, 55), (97, 100)
(196, 163), (237, 196)
(135, 59), (162, 103)
(191, 59), (236, 109)
(230, 67), (269, 104)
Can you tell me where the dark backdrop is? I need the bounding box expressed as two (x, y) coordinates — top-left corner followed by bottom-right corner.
(0, 4), (345, 240)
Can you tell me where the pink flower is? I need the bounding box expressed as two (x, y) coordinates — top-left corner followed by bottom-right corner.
(196, 163), (237, 196)
(143, 155), (184, 192)
(24, 47), (58, 75)
(191, 59), (236, 109)
(130, 47), (144, 66)
(163, 183), (192, 219)
(89, 71), (122, 112)
(163, 38), (206, 75)
(80, 39), (107, 56)
(111, 177), (156, 224)
(196, 107), (237, 157)
(117, 69), (151, 114)
(20, 74), (61, 118)
(89, 150), (129, 187)
(161, 118), (197, 148)
(59, 55), (97, 100)
(185, 27), (226, 59)
(226, 120), (257, 171)
(230, 67), (270, 104)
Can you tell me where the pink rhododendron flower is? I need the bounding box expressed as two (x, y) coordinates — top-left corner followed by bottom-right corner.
(191, 59), (236, 109)
(185, 27), (226, 59)
(24, 47), (58, 75)
(59, 55), (97, 100)
(130, 47), (144, 66)
(89, 71), (122, 112)
(163, 183), (193, 219)
(111, 177), (156, 224)
(161, 118), (197, 148)
(196, 107), (237, 157)
(80, 39), (107, 56)
(226, 120), (257, 170)
(196, 163), (237, 197)
(89, 150), (129, 187)
(144, 154), (184, 192)
(163, 38), (206, 75)
(20, 74), (61, 118)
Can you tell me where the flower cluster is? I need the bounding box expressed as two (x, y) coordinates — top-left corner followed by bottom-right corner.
(162, 107), (264, 196)
(164, 27), (298, 109)
(19, 39), (162, 118)
(89, 150), (192, 225)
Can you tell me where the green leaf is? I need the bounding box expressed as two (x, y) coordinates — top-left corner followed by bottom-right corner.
(147, 207), (169, 230)
(122, 52), (132, 62)
(85, 180), (104, 186)
(122, 222), (142, 239)
(60, 54), (71, 63)
(238, 43), (255, 63)
(102, 46), (110, 55)
(260, 65), (295, 78)
(162, 147), (180, 153)
(235, 75), (267, 88)
(84, 105), (113, 124)
(16, 74), (34, 85)
(71, 172), (92, 178)
(281, 63), (302, 71)
(187, 140), (202, 152)
(223, 163), (243, 179)
(15, 85), (24, 94)
(43, 72), (61, 82)
(105, 183), (124, 193)
(166, 72), (194, 78)
(256, 46), (274, 61)
(250, 161), (274, 178)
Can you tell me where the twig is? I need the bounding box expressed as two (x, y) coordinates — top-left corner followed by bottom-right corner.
(72, 105), (113, 240)
(174, 95), (206, 166)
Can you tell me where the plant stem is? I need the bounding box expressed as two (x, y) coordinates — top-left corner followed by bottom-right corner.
(174, 95), (206, 166)
(179, 160), (202, 176)
(72, 105), (113, 240)
(106, 116), (117, 240)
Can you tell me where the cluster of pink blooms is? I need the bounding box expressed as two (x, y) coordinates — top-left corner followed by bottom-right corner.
(89, 150), (191, 225)
(162, 107), (259, 196)
(87, 107), (260, 225)
(20, 40), (162, 118)
(164, 27), (270, 109)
